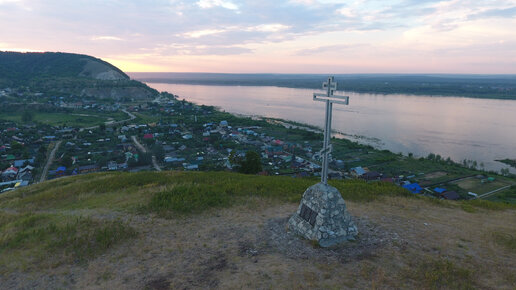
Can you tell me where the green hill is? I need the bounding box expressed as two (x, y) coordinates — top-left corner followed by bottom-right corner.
(1, 171), (515, 289)
(0, 51), (157, 99)
(0, 51), (128, 82)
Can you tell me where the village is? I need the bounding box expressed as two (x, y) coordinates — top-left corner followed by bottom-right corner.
(1, 88), (515, 203)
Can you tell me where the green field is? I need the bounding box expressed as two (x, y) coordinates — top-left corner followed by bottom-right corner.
(0, 111), (127, 127)
(132, 111), (161, 124)
(487, 186), (516, 203)
(452, 177), (514, 195)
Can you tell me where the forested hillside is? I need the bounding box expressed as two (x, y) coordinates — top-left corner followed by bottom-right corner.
(0, 51), (157, 99)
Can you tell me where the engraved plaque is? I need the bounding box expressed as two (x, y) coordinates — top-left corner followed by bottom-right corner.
(300, 204), (318, 227)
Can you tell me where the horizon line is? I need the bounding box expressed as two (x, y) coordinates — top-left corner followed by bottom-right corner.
(127, 72), (516, 76)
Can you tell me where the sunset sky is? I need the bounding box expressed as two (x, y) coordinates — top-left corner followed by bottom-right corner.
(1, 0), (515, 73)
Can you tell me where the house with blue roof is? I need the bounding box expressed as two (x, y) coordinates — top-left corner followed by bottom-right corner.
(14, 158), (35, 167)
(434, 187), (446, 194)
(403, 183), (423, 194)
(350, 166), (367, 177)
(56, 166), (66, 176)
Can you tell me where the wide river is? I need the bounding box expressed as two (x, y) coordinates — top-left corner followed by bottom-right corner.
(146, 83), (516, 173)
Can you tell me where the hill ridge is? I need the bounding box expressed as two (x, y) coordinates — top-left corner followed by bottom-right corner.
(0, 51), (128, 81)
(0, 171), (515, 289)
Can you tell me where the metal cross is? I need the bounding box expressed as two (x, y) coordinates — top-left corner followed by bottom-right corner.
(313, 76), (349, 184)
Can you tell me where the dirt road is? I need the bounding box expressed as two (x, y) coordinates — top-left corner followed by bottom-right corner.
(39, 140), (62, 183)
(131, 136), (162, 172)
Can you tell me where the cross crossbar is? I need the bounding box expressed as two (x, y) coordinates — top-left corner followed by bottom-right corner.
(313, 76), (350, 184)
(313, 93), (349, 105)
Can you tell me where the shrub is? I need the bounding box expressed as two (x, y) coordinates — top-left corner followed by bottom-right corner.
(148, 184), (231, 214)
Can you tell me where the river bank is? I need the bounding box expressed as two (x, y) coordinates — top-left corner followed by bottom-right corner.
(144, 82), (516, 174)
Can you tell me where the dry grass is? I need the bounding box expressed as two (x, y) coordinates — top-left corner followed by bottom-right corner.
(2, 195), (515, 289)
(1, 172), (515, 289)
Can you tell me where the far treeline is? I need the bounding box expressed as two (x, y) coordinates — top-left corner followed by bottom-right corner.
(132, 73), (516, 100)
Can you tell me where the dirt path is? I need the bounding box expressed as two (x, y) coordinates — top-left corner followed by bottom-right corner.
(39, 140), (62, 183)
(151, 155), (162, 172)
(131, 136), (162, 172)
(80, 109), (136, 131)
(131, 135), (147, 153)
(477, 185), (512, 199)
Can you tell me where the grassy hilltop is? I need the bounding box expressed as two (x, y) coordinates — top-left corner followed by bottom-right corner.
(1, 171), (515, 289)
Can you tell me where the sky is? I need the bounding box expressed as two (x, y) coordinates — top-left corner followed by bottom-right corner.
(1, 0), (516, 73)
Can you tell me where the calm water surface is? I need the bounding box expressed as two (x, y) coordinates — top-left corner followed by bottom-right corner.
(147, 83), (516, 173)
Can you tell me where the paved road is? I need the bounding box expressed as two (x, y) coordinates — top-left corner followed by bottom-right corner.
(131, 136), (162, 172)
(39, 140), (62, 183)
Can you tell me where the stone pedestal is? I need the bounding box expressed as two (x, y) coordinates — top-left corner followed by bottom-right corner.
(288, 182), (358, 247)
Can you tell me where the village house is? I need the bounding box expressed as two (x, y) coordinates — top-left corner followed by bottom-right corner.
(79, 164), (100, 174)
(108, 161), (118, 171)
(361, 171), (382, 181)
(441, 191), (460, 200)
(13, 158), (35, 167)
(17, 165), (34, 181)
(350, 166), (367, 177)
(2, 166), (19, 181)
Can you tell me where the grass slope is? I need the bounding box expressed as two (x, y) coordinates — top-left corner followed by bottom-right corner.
(1, 171), (515, 288)
(0, 171), (422, 215)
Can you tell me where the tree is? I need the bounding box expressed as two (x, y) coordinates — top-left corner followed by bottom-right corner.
(151, 144), (165, 161)
(11, 141), (22, 152)
(240, 151), (262, 174)
(144, 138), (155, 146)
(21, 110), (33, 122)
(228, 151), (242, 171)
(62, 154), (73, 168)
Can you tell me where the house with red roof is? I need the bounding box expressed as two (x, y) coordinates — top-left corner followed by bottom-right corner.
(2, 166), (19, 181)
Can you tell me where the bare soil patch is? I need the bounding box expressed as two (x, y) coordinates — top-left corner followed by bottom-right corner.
(264, 216), (403, 263)
(424, 171), (447, 179)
